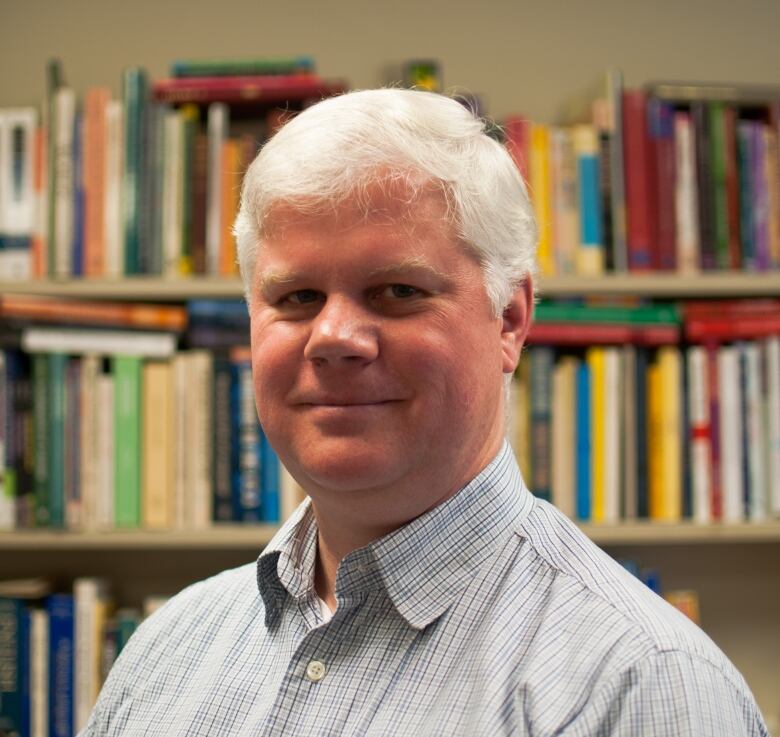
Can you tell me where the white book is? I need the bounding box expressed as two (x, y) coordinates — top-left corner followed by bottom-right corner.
(603, 348), (621, 523)
(0, 351), (11, 530)
(53, 87), (76, 278)
(743, 343), (767, 521)
(161, 109), (184, 277)
(95, 373), (115, 529)
(104, 99), (124, 278)
(80, 355), (101, 531)
(74, 577), (111, 733)
(674, 111), (700, 273)
(22, 327), (176, 358)
(549, 127), (578, 275)
(765, 336), (780, 516)
(205, 103), (228, 275)
(718, 346), (744, 523)
(0, 107), (37, 236)
(29, 608), (49, 737)
(187, 350), (214, 529)
(551, 356), (577, 519)
(687, 346), (712, 523)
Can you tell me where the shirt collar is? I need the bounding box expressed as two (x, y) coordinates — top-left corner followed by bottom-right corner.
(257, 441), (534, 630)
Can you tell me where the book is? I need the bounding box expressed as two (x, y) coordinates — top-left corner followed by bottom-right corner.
(73, 578), (111, 733)
(103, 99), (124, 278)
(161, 107), (185, 277)
(572, 125), (604, 275)
(0, 294), (187, 331)
(141, 360), (174, 529)
(673, 111), (700, 273)
(575, 359), (591, 521)
(551, 356), (577, 518)
(622, 90), (656, 270)
(656, 346), (683, 522)
(647, 98), (676, 270)
(621, 345), (638, 520)
(534, 301), (680, 324)
(83, 87), (110, 277)
(22, 327), (177, 358)
(47, 352), (67, 529)
(79, 355), (100, 532)
(151, 74), (347, 105)
(114, 355), (141, 528)
(170, 56), (315, 78)
(530, 124), (553, 276)
(95, 372), (114, 529)
(53, 87), (76, 279)
(686, 346), (712, 523)
(586, 348), (605, 522)
(47, 594), (74, 737)
(205, 103), (228, 275)
(0, 597), (30, 737)
(549, 127), (578, 274)
(708, 103), (731, 269)
(602, 348), (621, 523)
(528, 322), (680, 346)
(529, 347), (553, 503)
(718, 346), (744, 522)
(692, 101), (716, 270)
(766, 336), (780, 516)
(743, 343), (766, 521)
(29, 607), (48, 737)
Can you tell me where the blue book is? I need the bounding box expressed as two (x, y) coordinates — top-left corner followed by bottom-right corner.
(187, 300), (249, 326)
(0, 597), (30, 737)
(48, 593), (75, 737)
(71, 112), (85, 277)
(575, 362), (591, 521)
(261, 434), (281, 523)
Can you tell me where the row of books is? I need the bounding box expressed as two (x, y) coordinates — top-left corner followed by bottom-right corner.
(0, 57), (346, 282)
(503, 74), (780, 276)
(0, 577), (164, 737)
(0, 331), (304, 532)
(511, 336), (780, 524)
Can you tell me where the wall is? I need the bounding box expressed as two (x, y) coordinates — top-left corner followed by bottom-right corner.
(2, 0), (780, 121)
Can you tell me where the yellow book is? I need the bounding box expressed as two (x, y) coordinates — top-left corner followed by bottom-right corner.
(658, 345), (682, 521)
(530, 124), (554, 276)
(142, 360), (175, 529)
(647, 360), (663, 520)
(586, 348), (605, 522)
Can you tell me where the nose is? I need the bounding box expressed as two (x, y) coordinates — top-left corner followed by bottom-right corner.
(303, 296), (379, 366)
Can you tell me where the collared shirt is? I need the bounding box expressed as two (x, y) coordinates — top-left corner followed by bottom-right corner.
(80, 443), (768, 736)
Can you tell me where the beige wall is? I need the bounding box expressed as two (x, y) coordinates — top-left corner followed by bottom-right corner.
(2, 0), (779, 121)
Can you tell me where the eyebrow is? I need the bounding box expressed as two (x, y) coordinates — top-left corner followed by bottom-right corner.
(256, 256), (449, 296)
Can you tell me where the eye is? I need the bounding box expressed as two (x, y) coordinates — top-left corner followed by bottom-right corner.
(382, 284), (421, 299)
(284, 289), (322, 305)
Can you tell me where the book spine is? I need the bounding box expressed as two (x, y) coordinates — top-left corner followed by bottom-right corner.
(31, 123), (47, 279)
(549, 127), (578, 274)
(550, 356), (576, 519)
(687, 346), (712, 522)
(647, 98), (676, 270)
(623, 90), (655, 270)
(114, 355), (141, 528)
(212, 357), (233, 522)
(0, 352), (10, 530)
(529, 347), (553, 503)
(71, 113), (85, 277)
(32, 354), (50, 526)
(692, 101), (715, 270)
(103, 100), (124, 278)
(708, 103), (730, 269)
(73, 578), (108, 733)
(530, 124), (554, 276)
(634, 347), (650, 518)
(178, 105), (199, 276)
(718, 346), (744, 522)
(572, 125), (604, 275)
(83, 88), (109, 277)
(79, 355), (100, 531)
(0, 598), (25, 735)
(161, 109), (184, 277)
(64, 357), (82, 530)
(53, 88), (76, 279)
(602, 348), (621, 523)
(743, 342), (766, 520)
(765, 336), (780, 516)
(658, 346), (683, 521)
(189, 351), (213, 529)
(233, 360), (262, 521)
(206, 103), (228, 275)
(674, 111), (700, 273)
(29, 607), (49, 737)
(765, 124), (780, 269)
(575, 360), (591, 520)
(606, 69), (628, 273)
(141, 361), (174, 529)
(723, 106), (742, 270)
(646, 359), (663, 520)
(736, 121), (755, 269)
(22, 327), (176, 358)
(95, 372), (115, 529)
(46, 353), (66, 529)
(47, 594), (74, 737)
(122, 68), (148, 275)
(752, 123), (770, 270)
(621, 345), (638, 520)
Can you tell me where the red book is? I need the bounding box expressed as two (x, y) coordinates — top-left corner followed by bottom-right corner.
(503, 116), (532, 184)
(623, 90), (658, 271)
(527, 322), (679, 346)
(152, 74), (347, 105)
(647, 98), (676, 270)
(683, 298), (780, 319)
(685, 315), (780, 341)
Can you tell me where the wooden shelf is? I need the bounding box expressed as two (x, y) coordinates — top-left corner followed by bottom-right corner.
(2, 272), (780, 300)
(1, 521), (779, 550)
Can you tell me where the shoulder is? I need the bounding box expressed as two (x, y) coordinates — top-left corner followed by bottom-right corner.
(481, 499), (765, 733)
(90, 562), (260, 721)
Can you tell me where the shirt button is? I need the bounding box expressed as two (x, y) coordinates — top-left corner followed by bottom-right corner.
(306, 660), (327, 682)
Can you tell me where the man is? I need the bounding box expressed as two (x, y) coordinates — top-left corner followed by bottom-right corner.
(81, 89), (768, 736)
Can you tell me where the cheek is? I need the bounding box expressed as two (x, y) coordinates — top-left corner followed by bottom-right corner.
(250, 329), (299, 420)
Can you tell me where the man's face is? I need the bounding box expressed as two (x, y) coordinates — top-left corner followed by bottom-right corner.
(249, 184), (528, 527)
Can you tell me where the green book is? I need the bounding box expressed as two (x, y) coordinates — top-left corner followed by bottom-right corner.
(170, 55), (314, 78)
(47, 353), (67, 528)
(32, 354), (49, 527)
(534, 301), (680, 325)
(123, 67), (149, 275)
(114, 355), (142, 528)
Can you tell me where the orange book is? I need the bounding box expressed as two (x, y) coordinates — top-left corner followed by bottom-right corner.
(219, 138), (240, 276)
(83, 87), (111, 277)
(0, 294), (186, 330)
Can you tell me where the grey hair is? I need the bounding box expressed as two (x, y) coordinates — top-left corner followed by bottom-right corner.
(234, 87), (538, 316)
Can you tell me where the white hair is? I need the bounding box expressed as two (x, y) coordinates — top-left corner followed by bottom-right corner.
(234, 88), (538, 316)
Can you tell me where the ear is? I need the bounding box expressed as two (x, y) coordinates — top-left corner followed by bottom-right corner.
(500, 277), (534, 374)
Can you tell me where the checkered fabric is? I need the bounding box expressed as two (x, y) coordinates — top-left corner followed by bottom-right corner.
(80, 443), (768, 736)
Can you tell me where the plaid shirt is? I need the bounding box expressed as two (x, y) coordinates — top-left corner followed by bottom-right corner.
(80, 443), (768, 736)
